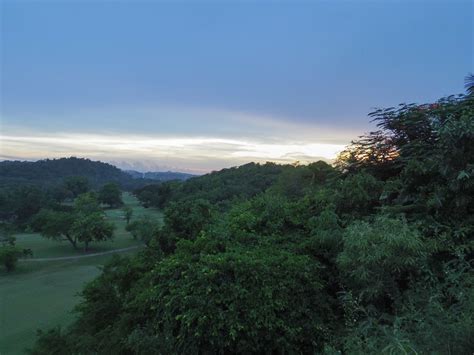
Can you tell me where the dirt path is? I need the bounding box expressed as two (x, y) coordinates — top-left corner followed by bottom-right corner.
(19, 245), (144, 262)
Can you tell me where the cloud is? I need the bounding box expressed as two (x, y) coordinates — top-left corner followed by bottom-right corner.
(1, 104), (363, 172)
(0, 131), (347, 173)
(2, 104), (362, 142)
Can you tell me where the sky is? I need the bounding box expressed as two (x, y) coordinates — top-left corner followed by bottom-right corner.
(1, 0), (472, 173)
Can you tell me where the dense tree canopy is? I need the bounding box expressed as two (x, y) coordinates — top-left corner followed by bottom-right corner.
(0, 157), (152, 193)
(30, 93), (474, 354)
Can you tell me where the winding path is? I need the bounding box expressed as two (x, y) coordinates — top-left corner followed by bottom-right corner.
(19, 245), (144, 262)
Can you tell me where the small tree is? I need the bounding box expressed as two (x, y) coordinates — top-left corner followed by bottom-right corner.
(98, 183), (123, 208)
(71, 212), (114, 251)
(125, 216), (159, 245)
(122, 206), (133, 225)
(0, 245), (24, 272)
(0, 230), (23, 272)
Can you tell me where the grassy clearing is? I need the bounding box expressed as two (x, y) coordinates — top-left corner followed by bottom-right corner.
(14, 192), (163, 258)
(0, 192), (162, 354)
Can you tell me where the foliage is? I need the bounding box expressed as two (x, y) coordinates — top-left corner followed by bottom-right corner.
(0, 245), (24, 271)
(337, 216), (427, 302)
(31, 93), (474, 354)
(33, 192), (114, 250)
(74, 192), (101, 214)
(134, 162), (286, 211)
(98, 182), (123, 207)
(130, 243), (332, 353)
(0, 157), (150, 191)
(126, 216), (159, 245)
(27, 328), (71, 355)
(63, 176), (90, 198)
(0, 185), (49, 226)
(31, 209), (78, 249)
(163, 199), (215, 240)
(70, 212), (114, 251)
(0, 234), (27, 271)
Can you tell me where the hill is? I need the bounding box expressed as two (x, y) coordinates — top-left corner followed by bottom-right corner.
(132, 161), (332, 210)
(0, 157), (150, 190)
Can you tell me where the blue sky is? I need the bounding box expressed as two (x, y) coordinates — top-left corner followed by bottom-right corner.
(1, 1), (472, 173)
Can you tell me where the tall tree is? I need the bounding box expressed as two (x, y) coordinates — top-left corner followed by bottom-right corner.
(98, 183), (123, 208)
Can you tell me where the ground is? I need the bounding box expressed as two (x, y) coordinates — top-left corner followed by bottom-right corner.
(0, 193), (162, 355)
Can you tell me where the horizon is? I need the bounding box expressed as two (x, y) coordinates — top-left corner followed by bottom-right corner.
(1, 1), (472, 173)
(0, 155), (332, 175)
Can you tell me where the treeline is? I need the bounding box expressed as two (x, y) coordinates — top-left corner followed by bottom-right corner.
(0, 178), (125, 270)
(0, 157), (148, 230)
(0, 157), (150, 190)
(0, 176), (122, 228)
(31, 94), (473, 353)
(133, 162), (289, 210)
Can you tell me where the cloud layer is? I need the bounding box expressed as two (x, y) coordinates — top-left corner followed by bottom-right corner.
(0, 131), (346, 174)
(1, 105), (359, 173)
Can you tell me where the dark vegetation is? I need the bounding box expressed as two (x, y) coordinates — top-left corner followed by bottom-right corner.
(0, 165), (125, 265)
(0, 231), (32, 271)
(133, 162), (285, 210)
(31, 192), (115, 251)
(12, 92), (474, 353)
(0, 157), (146, 190)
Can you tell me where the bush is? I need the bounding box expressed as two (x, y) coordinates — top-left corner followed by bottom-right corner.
(0, 245), (24, 272)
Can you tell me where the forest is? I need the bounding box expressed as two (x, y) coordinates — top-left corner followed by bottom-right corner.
(8, 91), (469, 354)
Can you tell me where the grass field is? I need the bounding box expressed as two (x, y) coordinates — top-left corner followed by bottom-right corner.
(0, 193), (162, 354)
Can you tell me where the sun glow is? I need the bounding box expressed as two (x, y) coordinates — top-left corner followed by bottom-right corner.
(0, 132), (346, 173)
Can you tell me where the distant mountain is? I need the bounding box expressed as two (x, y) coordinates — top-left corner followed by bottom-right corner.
(0, 157), (152, 190)
(124, 170), (196, 181)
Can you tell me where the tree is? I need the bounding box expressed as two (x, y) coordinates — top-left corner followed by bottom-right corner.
(122, 205), (133, 225)
(128, 244), (332, 353)
(71, 212), (114, 251)
(0, 232), (25, 272)
(74, 192), (101, 214)
(33, 192), (114, 251)
(125, 216), (159, 245)
(164, 199), (215, 240)
(63, 176), (90, 198)
(98, 182), (123, 208)
(0, 245), (24, 272)
(31, 209), (78, 249)
(11, 186), (47, 226)
(29, 89), (474, 355)
(337, 216), (426, 302)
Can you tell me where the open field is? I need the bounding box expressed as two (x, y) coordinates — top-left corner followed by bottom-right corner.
(14, 192), (162, 259)
(0, 193), (162, 354)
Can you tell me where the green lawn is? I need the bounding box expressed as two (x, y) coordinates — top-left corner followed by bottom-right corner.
(14, 192), (163, 258)
(0, 192), (162, 354)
